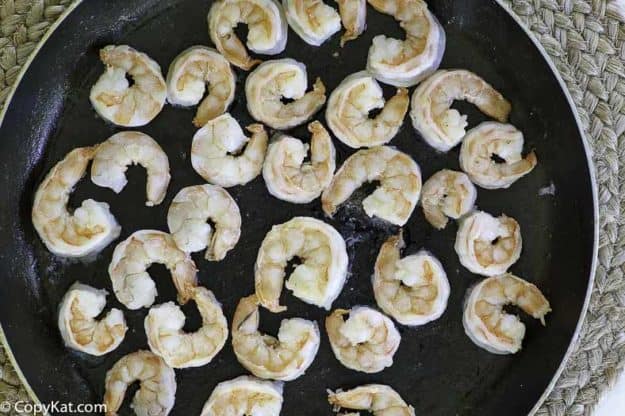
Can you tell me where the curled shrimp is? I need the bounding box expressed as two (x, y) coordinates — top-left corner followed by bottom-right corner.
(232, 294), (320, 381)
(167, 184), (241, 261)
(373, 233), (450, 326)
(91, 131), (171, 207)
(321, 146), (421, 226)
(460, 122), (538, 189)
(283, 0), (341, 46)
(57, 282), (127, 356)
(410, 69), (512, 152)
(208, 0), (288, 70)
(326, 71), (409, 148)
(262, 121), (336, 203)
(166, 46), (236, 127)
(255, 216), (348, 312)
(245, 58), (327, 130)
(191, 113), (268, 187)
(108, 230), (198, 310)
(145, 286), (228, 368)
(32, 146), (121, 258)
(463, 273), (551, 354)
(325, 306), (401, 373)
(90, 45), (167, 127)
(366, 0), (445, 87)
(337, 0), (366, 46)
(200, 376), (283, 416)
(103, 350), (176, 416)
(421, 169), (477, 230)
(455, 211), (522, 277)
(328, 384), (415, 416)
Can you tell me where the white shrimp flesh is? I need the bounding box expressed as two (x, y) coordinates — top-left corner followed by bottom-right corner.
(328, 384), (415, 416)
(421, 169), (477, 229)
(283, 0), (341, 46)
(200, 375), (283, 416)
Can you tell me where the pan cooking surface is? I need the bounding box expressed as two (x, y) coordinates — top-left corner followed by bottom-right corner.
(0, 1), (595, 415)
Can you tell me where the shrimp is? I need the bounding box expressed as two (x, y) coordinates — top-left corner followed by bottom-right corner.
(326, 71), (409, 148)
(460, 122), (538, 189)
(57, 282), (127, 356)
(91, 131), (171, 207)
(232, 294), (320, 381)
(455, 211), (522, 277)
(321, 146), (421, 226)
(366, 0), (445, 88)
(463, 273), (551, 354)
(373, 233), (450, 326)
(108, 230), (198, 310)
(90, 45), (167, 127)
(166, 46), (236, 127)
(336, 0), (366, 46)
(200, 376), (283, 416)
(255, 216), (348, 312)
(325, 306), (401, 373)
(32, 146), (121, 258)
(103, 350), (176, 416)
(328, 384), (415, 416)
(167, 184), (241, 261)
(262, 121), (336, 203)
(410, 69), (512, 152)
(191, 113), (268, 187)
(145, 286), (228, 368)
(421, 169), (477, 230)
(245, 58), (327, 130)
(208, 0), (288, 70)
(283, 0), (341, 46)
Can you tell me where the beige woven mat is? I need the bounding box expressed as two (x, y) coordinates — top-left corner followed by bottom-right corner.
(0, 0), (623, 415)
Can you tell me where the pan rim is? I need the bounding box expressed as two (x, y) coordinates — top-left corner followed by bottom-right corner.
(0, 1), (599, 414)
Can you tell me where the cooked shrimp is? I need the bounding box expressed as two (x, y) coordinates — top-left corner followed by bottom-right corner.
(326, 306), (401, 373)
(200, 376), (283, 416)
(283, 0), (341, 46)
(191, 113), (268, 187)
(255, 216), (348, 312)
(232, 294), (320, 381)
(410, 69), (512, 152)
(91, 131), (170, 207)
(326, 72), (409, 148)
(460, 122), (538, 189)
(366, 0), (445, 87)
(463, 273), (551, 354)
(373, 233), (450, 326)
(208, 0), (288, 70)
(103, 350), (176, 416)
(167, 184), (241, 261)
(328, 384), (415, 416)
(421, 169), (477, 229)
(145, 286), (228, 368)
(455, 211), (522, 277)
(58, 282), (126, 356)
(109, 230), (198, 310)
(32, 146), (121, 258)
(166, 46), (236, 127)
(263, 121), (336, 203)
(337, 0), (366, 46)
(321, 146), (421, 226)
(246, 58), (327, 129)
(90, 45), (167, 127)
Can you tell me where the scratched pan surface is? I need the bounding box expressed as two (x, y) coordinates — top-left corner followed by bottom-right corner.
(0, 0), (596, 415)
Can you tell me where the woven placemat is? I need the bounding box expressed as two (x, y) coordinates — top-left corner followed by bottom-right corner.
(0, 1), (623, 415)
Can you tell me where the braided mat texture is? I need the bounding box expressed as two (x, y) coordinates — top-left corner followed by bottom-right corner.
(0, 1), (622, 415)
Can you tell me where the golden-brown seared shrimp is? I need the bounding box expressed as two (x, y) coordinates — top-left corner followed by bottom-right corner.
(421, 169), (477, 229)
(200, 376), (283, 416)
(328, 384), (415, 416)
(283, 0), (341, 45)
(337, 0), (366, 46)
(90, 45), (167, 127)
(108, 230), (198, 310)
(232, 294), (320, 381)
(410, 69), (512, 152)
(166, 46), (236, 127)
(463, 274), (551, 354)
(321, 146), (421, 226)
(262, 121), (336, 203)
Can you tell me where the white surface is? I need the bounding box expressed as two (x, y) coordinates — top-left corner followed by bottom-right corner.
(594, 371), (625, 415)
